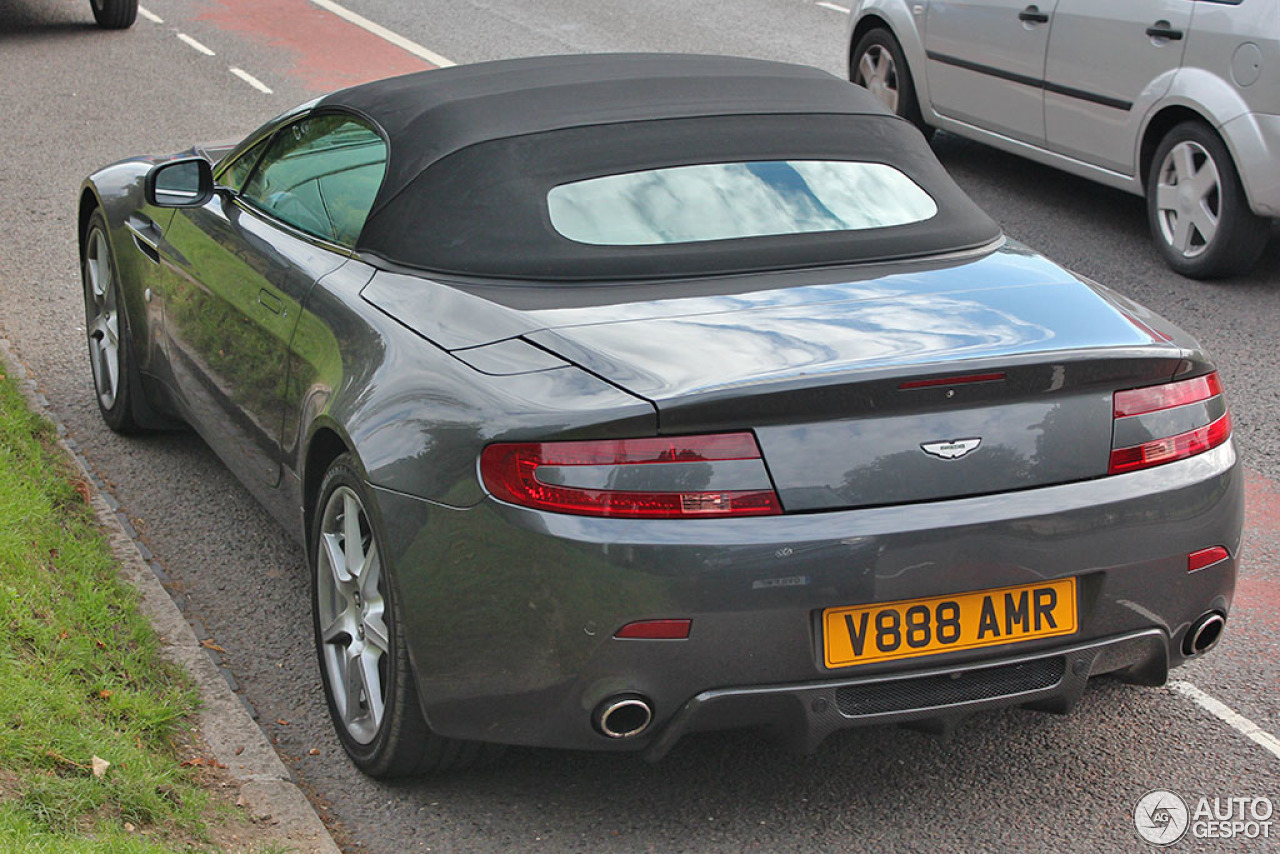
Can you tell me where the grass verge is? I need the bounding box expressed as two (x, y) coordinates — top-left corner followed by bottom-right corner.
(0, 356), (247, 852)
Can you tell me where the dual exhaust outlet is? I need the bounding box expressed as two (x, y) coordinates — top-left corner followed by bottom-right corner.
(1183, 611), (1226, 658)
(593, 694), (654, 739)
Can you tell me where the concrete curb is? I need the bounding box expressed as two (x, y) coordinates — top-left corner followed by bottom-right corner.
(0, 337), (341, 854)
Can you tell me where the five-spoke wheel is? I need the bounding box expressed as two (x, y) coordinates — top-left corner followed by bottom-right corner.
(311, 455), (502, 776)
(1147, 121), (1270, 279)
(316, 483), (391, 745)
(82, 212), (138, 432)
(850, 28), (930, 136)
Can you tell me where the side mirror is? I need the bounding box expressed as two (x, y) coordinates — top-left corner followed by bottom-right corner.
(144, 158), (215, 207)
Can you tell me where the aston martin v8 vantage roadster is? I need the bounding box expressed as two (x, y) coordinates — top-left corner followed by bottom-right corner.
(79, 54), (1242, 777)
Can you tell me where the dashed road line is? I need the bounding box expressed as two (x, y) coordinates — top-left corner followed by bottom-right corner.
(137, 4), (163, 23)
(817, 2), (851, 13)
(230, 67), (274, 94)
(176, 33), (216, 56)
(308, 0), (455, 67)
(1170, 680), (1280, 761)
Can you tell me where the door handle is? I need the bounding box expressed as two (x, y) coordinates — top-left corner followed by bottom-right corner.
(1146, 23), (1183, 40)
(1019, 5), (1050, 23)
(257, 289), (283, 315)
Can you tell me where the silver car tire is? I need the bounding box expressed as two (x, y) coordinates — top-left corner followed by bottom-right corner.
(82, 211), (139, 433)
(311, 454), (503, 777)
(851, 27), (931, 138)
(90, 0), (137, 28)
(1147, 121), (1270, 279)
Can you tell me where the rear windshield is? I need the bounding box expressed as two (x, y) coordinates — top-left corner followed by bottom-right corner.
(547, 160), (937, 246)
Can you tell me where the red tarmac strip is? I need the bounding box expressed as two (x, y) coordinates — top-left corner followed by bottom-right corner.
(197, 0), (432, 92)
(1237, 471), (1280, 621)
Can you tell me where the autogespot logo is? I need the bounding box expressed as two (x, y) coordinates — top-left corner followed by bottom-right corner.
(1134, 791), (1276, 845)
(1135, 790), (1190, 846)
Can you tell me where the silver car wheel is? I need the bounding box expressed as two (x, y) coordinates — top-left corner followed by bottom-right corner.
(85, 227), (121, 411)
(1154, 140), (1221, 259)
(855, 46), (899, 114)
(316, 485), (390, 745)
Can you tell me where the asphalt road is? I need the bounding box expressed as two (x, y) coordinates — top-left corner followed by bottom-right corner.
(1, 1), (1279, 851)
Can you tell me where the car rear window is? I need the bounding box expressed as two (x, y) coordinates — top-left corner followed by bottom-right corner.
(547, 160), (938, 246)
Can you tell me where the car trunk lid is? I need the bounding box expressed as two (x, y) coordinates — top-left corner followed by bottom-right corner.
(516, 252), (1187, 511)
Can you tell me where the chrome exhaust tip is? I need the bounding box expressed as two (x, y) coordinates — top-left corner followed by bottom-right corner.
(1183, 612), (1226, 657)
(593, 694), (653, 739)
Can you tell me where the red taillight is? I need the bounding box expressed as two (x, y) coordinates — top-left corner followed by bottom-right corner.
(615, 619), (692, 639)
(1113, 372), (1222, 417)
(479, 433), (781, 518)
(1109, 372), (1230, 475)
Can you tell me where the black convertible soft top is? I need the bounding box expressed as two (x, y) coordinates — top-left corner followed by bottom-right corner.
(317, 54), (1001, 281)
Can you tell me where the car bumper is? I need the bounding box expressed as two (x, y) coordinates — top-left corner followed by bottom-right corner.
(372, 442), (1241, 755)
(1222, 111), (1280, 217)
(644, 628), (1168, 760)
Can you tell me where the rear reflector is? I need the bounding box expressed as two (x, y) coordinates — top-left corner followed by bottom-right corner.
(615, 619), (692, 639)
(480, 433), (781, 518)
(1187, 546), (1230, 573)
(1109, 372), (1231, 475)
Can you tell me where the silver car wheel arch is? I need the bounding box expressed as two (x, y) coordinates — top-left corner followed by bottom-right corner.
(855, 45), (900, 115)
(317, 485), (390, 746)
(85, 227), (122, 411)
(1153, 139), (1222, 259)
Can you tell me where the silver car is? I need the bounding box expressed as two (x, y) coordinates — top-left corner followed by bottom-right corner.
(847, 0), (1279, 278)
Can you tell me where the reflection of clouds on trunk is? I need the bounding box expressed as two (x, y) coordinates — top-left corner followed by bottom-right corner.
(548, 160), (938, 245)
(553, 292), (1049, 398)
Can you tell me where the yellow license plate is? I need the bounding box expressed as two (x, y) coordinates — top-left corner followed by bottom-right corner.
(822, 578), (1078, 668)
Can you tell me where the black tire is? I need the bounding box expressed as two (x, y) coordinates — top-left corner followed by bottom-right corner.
(311, 455), (503, 777)
(81, 211), (140, 433)
(90, 0), (138, 29)
(1146, 120), (1270, 279)
(851, 27), (932, 138)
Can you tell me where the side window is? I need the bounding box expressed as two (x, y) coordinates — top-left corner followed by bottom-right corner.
(240, 115), (387, 246)
(219, 137), (270, 194)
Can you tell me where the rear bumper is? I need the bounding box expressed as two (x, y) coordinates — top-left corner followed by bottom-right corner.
(643, 628), (1167, 760)
(1223, 111), (1280, 217)
(372, 441), (1241, 755)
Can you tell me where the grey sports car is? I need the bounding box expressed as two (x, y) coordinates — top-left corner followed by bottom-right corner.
(79, 54), (1242, 778)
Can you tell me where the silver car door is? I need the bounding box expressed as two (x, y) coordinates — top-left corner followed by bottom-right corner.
(1043, 0), (1192, 173)
(923, 0), (1060, 144)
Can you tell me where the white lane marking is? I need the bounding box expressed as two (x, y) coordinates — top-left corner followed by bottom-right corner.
(817, 2), (851, 13)
(1170, 680), (1280, 761)
(309, 0), (456, 68)
(231, 67), (274, 95)
(137, 5), (163, 23)
(176, 33), (216, 56)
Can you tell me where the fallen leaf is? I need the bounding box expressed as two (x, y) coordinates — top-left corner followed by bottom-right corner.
(71, 480), (91, 503)
(235, 746), (245, 755)
(275, 718), (289, 726)
(124, 822), (136, 833)
(98, 689), (113, 700)
(200, 639), (226, 653)
(180, 756), (227, 769)
(91, 756), (111, 778)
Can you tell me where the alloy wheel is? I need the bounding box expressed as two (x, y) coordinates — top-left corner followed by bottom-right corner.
(856, 45), (900, 114)
(85, 228), (121, 411)
(316, 486), (390, 745)
(1153, 140), (1222, 259)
